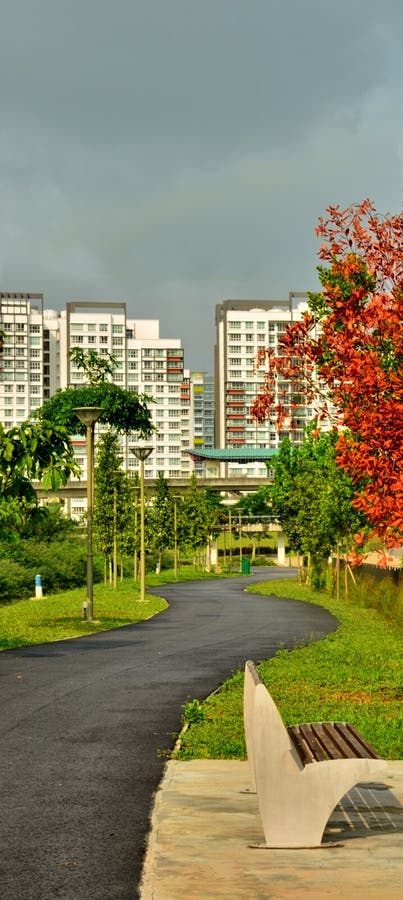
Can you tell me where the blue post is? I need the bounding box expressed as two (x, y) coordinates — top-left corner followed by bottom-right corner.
(35, 574), (43, 599)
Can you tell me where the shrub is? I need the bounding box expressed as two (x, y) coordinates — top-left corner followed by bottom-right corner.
(0, 559), (35, 604)
(0, 537), (101, 603)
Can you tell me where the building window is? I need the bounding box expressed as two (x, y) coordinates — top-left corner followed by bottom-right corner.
(99, 324), (108, 332)
(29, 324), (41, 333)
(72, 336), (84, 344)
(112, 324), (123, 334)
(87, 336), (96, 344)
(71, 323), (83, 331)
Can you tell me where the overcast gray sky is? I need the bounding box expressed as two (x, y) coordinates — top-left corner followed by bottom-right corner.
(1, 0), (402, 370)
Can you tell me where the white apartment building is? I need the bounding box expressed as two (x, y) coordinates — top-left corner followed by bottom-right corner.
(1, 296), (198, 518)
(189, 372), (215, 475)
(60, 301), (193, 486)
(0, 293), (60, 427)
(215, 296), (313, 478)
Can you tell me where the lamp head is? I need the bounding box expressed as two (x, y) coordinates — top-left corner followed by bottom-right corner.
(73, 406), (104, 427)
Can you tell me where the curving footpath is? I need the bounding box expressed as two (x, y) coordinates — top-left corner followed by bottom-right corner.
(1, 569), (340, 899)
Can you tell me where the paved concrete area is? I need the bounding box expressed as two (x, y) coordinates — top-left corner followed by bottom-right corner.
(140, 760), (403, 899)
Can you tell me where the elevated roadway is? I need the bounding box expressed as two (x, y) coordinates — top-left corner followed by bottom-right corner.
(34, 476), (271, 501)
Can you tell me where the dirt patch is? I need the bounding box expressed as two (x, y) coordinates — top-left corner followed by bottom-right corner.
(328, 690), (397, 704)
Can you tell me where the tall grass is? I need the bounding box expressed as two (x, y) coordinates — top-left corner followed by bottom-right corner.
(176, 578), (403, 761)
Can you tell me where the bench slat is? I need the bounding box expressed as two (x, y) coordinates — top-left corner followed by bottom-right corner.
(288, 724), (327, 763)
(288, 721), (381, 763)
(333, 722), (381, 759)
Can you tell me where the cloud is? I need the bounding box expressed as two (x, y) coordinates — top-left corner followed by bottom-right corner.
(1, 1), (402, 368)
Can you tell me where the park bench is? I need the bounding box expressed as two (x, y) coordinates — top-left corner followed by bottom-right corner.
(243, 660), (385, 847)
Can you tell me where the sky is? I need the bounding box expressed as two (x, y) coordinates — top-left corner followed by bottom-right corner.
(1, 0), (403, 371)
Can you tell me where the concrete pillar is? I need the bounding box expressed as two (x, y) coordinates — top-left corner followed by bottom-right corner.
(210, 541), (218, 566)
(277, 532), (286, 566)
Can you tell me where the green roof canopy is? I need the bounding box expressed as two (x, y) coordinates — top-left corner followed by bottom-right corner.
(185, 448), (278, 463)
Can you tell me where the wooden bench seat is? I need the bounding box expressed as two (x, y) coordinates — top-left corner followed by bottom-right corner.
(288, 720), (381, 765)
(244, 660), (385, 847)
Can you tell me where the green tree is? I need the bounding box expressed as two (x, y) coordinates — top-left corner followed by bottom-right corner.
(68, 348), (118, 384)
(271, 430), (365, 589)
(93, 431), (128, 584)
(0, 420), (78, 535)
(180, 474), (218, 569)
(232, 487), (273, 560)
(33, 381), (153, 437)
(33, 348), (153, 436)
(150, 473), (174, 570)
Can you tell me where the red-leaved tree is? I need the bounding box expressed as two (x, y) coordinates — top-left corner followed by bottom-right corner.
(251, 199), (403, 547)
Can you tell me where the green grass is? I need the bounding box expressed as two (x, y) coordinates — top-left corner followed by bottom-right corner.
(0, 579), (168, 650)
(176, 578), (403, 761)
(0, 563), (238, 651)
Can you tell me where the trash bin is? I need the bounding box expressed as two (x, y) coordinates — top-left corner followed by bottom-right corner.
(241, 557), (251, 575)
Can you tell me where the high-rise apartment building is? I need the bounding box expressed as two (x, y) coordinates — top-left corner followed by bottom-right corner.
(1, 297), (199, 517)
(189, 372), (215, 475)
(215, 296), (312, 477)
(59, 302), (195, 506)
(0, 293), (60, 428)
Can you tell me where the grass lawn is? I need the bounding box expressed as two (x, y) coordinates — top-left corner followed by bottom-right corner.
(0, 564), (226, 651)
(0, 579), (167, 650)
(176, 578), (403, 761)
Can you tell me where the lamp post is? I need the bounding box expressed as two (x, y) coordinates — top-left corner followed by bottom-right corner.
(173, 495), (180, 579)
(130, 444), (154, 602)
(132, 482), (140, 580)
(238, 510), (243, 573)
(73, 406), (104, 621)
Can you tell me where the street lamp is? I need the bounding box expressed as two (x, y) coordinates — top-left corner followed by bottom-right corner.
(173, 495), (181, 578)
(73, 406), (104, 621)
(132, 482), (140, 580)
(130, 443), (154, 602)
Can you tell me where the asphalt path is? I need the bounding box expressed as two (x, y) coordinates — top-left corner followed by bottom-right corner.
(1, 570), (338, 900)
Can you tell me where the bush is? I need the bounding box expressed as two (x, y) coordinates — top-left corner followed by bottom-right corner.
(250, 556), (276, 567)
(0, 537), (101, 604)
(0, 559), (35, 603)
